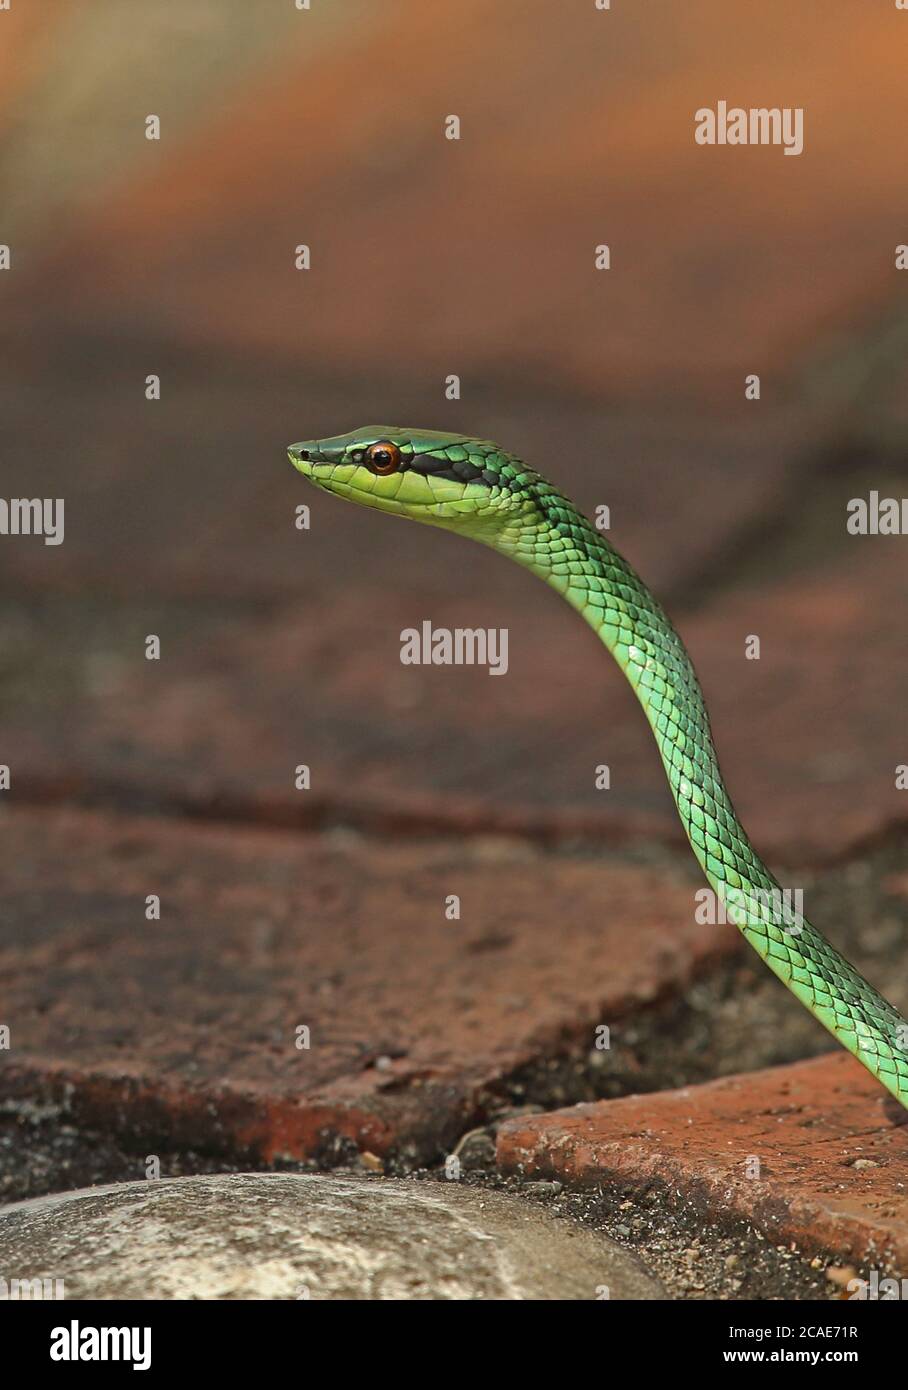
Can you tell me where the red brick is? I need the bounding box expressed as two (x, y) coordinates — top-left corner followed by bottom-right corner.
(679, 546), (908, 862)
(7, 543), (907, 867)
(0, 807), (733, 1166)
(497, 1053), (908, 1270)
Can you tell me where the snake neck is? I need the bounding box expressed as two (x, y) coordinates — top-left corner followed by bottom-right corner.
(486, 493), (771, 899)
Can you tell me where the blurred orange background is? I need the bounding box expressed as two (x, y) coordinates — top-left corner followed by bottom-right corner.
(1, 0), (907, 862)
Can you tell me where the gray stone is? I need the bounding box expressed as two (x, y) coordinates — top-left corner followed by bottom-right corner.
(0, 1172), (664, 1300)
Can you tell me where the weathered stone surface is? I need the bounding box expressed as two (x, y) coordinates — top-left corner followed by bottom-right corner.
(497, 1053), (908, 1270)
(0, 1173), (664, 1300)
(0, 807), (731, 1165)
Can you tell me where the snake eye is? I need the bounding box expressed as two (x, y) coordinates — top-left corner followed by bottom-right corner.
(365, 441), (402, 475)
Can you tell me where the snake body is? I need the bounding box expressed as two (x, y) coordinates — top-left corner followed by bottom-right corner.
(290, 426), (908, 1109)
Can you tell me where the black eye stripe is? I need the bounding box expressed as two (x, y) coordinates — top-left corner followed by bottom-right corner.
(409, 453), (487, 483)
(407, 453), (528, 492)
(346, 445), (530, 493)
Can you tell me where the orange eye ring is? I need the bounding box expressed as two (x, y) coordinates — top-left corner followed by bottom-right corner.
(365, 441), (402, 475)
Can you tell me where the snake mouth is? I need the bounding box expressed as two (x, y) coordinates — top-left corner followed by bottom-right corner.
(288, 444), (352, 493)
(288, 444), (457, 513)
(287, 443), (322, 476)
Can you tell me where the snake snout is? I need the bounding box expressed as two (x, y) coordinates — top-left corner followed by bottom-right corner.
(288, 441), (321, 476)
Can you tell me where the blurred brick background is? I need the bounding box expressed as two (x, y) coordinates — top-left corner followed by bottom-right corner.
(2, 0), (908, 1229)
(4, 0), (907, 394)
(2, 0), (907, 845)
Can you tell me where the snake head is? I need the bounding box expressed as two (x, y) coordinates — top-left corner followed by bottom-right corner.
(288, 426), (548, 530)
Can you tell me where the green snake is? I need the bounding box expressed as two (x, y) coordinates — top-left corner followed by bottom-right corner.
(289, 426), (908, 1110)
